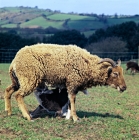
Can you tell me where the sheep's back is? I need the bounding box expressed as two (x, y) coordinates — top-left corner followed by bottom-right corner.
(10, 43), (102, 90)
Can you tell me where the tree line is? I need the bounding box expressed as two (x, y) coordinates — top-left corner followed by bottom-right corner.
(0, 21), (139, 53)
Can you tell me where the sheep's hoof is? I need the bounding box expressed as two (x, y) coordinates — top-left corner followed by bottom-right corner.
(5, 110), (11, 116)
(73, 117), (81, 123)
(30, 119), (35, 122)
(4, 111), (8, 116)
(24, 115), (32, 121)
(74, 118), (81, 123)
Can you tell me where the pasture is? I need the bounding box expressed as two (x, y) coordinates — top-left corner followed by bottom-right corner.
(0, 63), (139, 139)
(1, 7), (139, 38)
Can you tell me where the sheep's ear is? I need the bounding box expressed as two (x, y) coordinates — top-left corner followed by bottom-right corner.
(108, 67), (112, 77)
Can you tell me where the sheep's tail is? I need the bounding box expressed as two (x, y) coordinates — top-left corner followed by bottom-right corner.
(9, 65), (20, 91)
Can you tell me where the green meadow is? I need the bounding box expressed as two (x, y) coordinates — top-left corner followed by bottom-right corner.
(0, 63), (139, 140)
(0, 7), (139, 37)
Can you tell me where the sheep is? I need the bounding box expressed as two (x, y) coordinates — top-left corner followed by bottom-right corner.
(4, 43), (127, 122)
(126, 61), (139, 74)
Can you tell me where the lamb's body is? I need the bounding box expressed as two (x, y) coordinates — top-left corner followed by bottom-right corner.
(126, 61), (139, 74)
(30, 87), (69, 118)
(5, 44), (126, 121)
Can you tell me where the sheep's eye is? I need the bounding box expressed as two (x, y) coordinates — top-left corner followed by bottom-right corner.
(113, 72), (118, 77)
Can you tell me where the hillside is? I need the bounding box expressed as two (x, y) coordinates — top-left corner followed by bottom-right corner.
(0, 6), (139, 38)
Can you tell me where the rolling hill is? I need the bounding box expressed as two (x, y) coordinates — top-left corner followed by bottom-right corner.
(0, 6), (139, 38)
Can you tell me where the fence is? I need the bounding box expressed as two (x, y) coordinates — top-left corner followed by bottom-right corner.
(0, 49), (138, 63)
(0, 49), (18, 63)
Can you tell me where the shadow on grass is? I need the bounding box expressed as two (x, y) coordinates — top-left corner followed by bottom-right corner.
(77, 111), (124, 119)
(30, 110), (124, 120)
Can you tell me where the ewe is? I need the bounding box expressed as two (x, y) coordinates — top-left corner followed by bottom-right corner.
(4, 43), (126, 122)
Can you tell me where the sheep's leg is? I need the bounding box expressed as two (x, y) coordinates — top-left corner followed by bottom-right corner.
(68, 93), (79, 122)
(65, 101), (71, 119)
(15, 90), (31, 121)
(4, 85), (16, 115)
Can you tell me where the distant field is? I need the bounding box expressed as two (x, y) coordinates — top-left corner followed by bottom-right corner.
(47, 13), (97, 20)
(68, 20), (105, 30)
(20, 17), (65, 29)
(1, 23), (17, 28)
(3, 7), (22, 13)
(0, 7), (139, 38)
(0, 20), (8, 25)
(0, 63), (139, 139)
(82, 30), (96, 38)
(107, 17), (139, 26)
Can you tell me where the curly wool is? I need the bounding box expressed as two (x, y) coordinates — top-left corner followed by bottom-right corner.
(10, 43), (111, 95)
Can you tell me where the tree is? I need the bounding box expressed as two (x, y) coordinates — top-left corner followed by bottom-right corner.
(86, 37), (128, 53)
(47, 30), (87, 48)
(0, 32), (39, 49)
(88, 21), (139, 52)
(88, 28), (106, 43)
(128, 33), (139, 52)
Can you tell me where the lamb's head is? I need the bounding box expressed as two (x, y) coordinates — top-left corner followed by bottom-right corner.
(98, 58), (127, 92)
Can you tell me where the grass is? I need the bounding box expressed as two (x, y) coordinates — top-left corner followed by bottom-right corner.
(0, 63), (139, 139)
(81, 30), (95, 38)
(68, 20), (105, 30)
(107, 17), (139, 26)
(20, 17), (64, 29)
(47, 13), (97, 20)
(1, 24), (17, 28)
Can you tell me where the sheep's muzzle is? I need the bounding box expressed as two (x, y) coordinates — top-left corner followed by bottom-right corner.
(117, 85), (126, 92)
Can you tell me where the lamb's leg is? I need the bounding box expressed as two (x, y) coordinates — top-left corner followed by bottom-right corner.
(68, 93), (79, 122)
(15, 90), (31, 121)
(65, 103), (71, 120)
(30, 105), (43, 118)
(125, 67), (129, 74)
(4, 84), (16, 115)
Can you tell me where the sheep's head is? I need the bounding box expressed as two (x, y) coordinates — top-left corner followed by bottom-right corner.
(98, 58), (126, 92)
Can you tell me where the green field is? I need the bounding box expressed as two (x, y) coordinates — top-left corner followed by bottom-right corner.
(68, 20), (105, 30)
(107, 17), (139, 26)
(1, 24), (17, 28)
(0, 63), (139, 139)
(47, 13), (97, 20)
(0, 7), (139, 38)
(20, 17), (65, 29)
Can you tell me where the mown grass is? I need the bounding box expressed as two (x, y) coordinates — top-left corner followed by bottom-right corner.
(0, 63), (139, 140)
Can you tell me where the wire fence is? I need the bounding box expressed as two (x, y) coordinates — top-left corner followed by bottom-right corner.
(0, 49), (138, 63)
(0, 49), (18, 63)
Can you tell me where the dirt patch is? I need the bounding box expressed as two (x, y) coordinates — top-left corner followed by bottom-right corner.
(0, 128), (21, 139)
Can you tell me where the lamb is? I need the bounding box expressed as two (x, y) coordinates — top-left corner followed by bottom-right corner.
(126, 61), (139, 74)
(31, 84), (87, 119)
(30, 85), (69, 118)
(4, 43), (127, 122)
